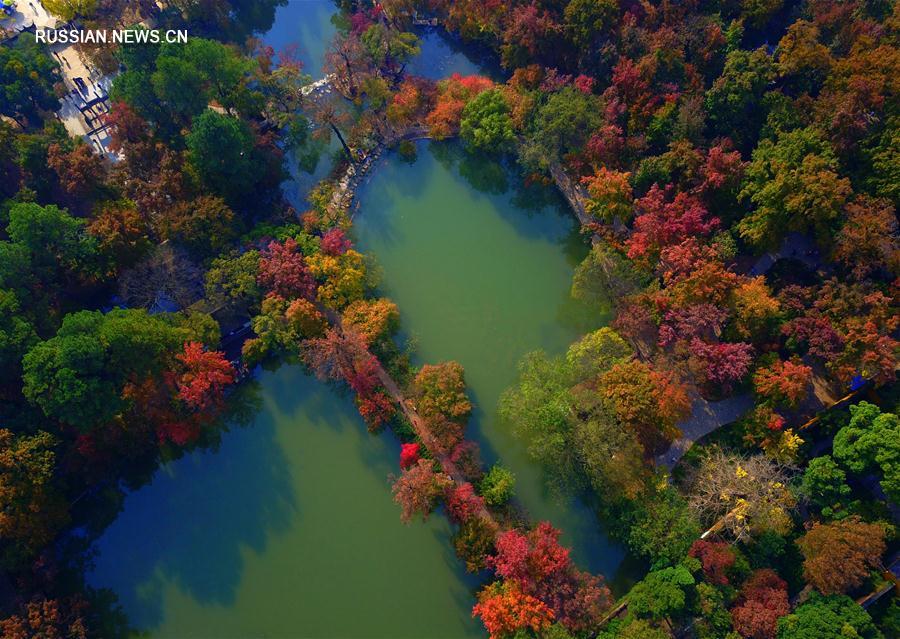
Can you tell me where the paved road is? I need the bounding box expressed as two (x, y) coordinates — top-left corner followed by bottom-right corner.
(656, 392), (755, 470)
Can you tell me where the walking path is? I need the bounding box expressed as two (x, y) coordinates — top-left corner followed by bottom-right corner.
(318, 303), (500, 527)
(656, 392), (755, 470)
(746, 232), (820, 276)
(546, 159), (759, 471)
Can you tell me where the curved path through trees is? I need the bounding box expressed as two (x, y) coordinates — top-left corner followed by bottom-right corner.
(549, 160), (757, 470)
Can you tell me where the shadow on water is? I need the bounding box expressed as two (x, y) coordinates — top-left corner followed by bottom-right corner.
(354, 139), (637, 586)
(427, 141), (583, 245)
(429, 141), (510, 196)
(408, 29), (506, 82)
(355, 140), (589, 262)
(86, 365), (488, 638)
(86, 380), (297, 631)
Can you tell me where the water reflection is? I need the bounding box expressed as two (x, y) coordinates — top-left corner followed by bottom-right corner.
(407, 29), (504, 81)
(88, 393), (296, 628)
(88, 369), (484, 638)
(354, 140), (631, 582)
(261, 0), (339, 78)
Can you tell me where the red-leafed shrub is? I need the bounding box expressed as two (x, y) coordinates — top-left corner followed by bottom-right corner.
(321, 228), (351, 255)
(446, 482), (485, 523)
(399, 442), (421, 469)
(689, 539), (735, 586)
(258, 238), (317, 300)
(730, 569), (789, 639)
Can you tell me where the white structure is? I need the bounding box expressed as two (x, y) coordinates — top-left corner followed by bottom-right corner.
(6, 1), (120, 160)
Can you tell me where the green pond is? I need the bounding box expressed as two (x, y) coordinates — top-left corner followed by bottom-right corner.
(353, 141), (629, 580)
(88, 370), (484, 638)
(87, 12), (633, 635)
(87, 141), (633, 638)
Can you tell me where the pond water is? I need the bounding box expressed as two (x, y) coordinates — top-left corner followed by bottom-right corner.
(354, 141), (632, 583)
(279, 21), (499, 210)
(87, 11), (634, 638)
(88, 369), (484, 638)
(261, 0), (338, 78)
(406, 29), (498, 81)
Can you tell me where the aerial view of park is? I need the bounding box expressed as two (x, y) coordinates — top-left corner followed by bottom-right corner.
(0, 0), (898, 637)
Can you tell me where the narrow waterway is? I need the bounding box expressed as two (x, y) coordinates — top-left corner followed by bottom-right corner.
(354, 141), (632, 582)
(88, 370), (484, 638)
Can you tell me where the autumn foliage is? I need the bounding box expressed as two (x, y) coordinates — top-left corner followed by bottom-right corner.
(487, 522), (612, 631)
(730, 569), (790, 639)
(628, 186), (720, 261)
(797, 517), (886, 594)
(753, 358), (813, 408)
(600, 360), (690, 455)
(173, 342), (236, 410)
(257, 238), (317, 300)
(689, 539), (735, 586)
(391, 458), (453, 523)
(445, 482), (485, 524)
(472, 581), (554, 639)
(426, 74), (495, 138)
(399, 442), (421, 469)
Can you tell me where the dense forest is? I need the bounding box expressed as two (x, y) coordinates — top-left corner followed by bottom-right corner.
(0, 0), (898, 637)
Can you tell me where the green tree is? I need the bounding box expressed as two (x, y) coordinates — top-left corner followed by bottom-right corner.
(573, 407), (648, 502)
(360, 23), (420, 72)
(500, 350), (577, 492)
(624, 487), (700, 567)
(479, 463), (515, 506)
(204, 250), (262, 310)
(741, 0), (784, 29)
(738, 127), (852, 249)
(693, 582), (734, 639)
(41, 0), (96, 20)
(572, 241), (647, 308)
(522, 87), (601, 170)
(627, 564), (696, 626)
(0, 289), (38, 384)
(161, 195), (238, 258)
(832, 402), (900, 504)
(150, 52), (208, 122)
(565, 327), (632, 380)
(243, 294), (326, 365)
(776, 593), (881, 639)
(704, 47), (774, 148)
(22, 309), (187, 428)
(0, 429), (68, 566)
(113, 36), (259, 135)
(460, 89), (514, 151)
(0, 242), (35, 313)
(866, 118), (899, 206)
(153, 39), (257, 119)
(800, 456), (851, 518)
(185, 111), (257, 206)
(6, 202), (99, 284)
(0, 34), (60, 127)
(564, 0), (619, 51)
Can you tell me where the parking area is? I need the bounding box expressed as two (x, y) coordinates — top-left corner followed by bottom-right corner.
(4, 0), (119, 159)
